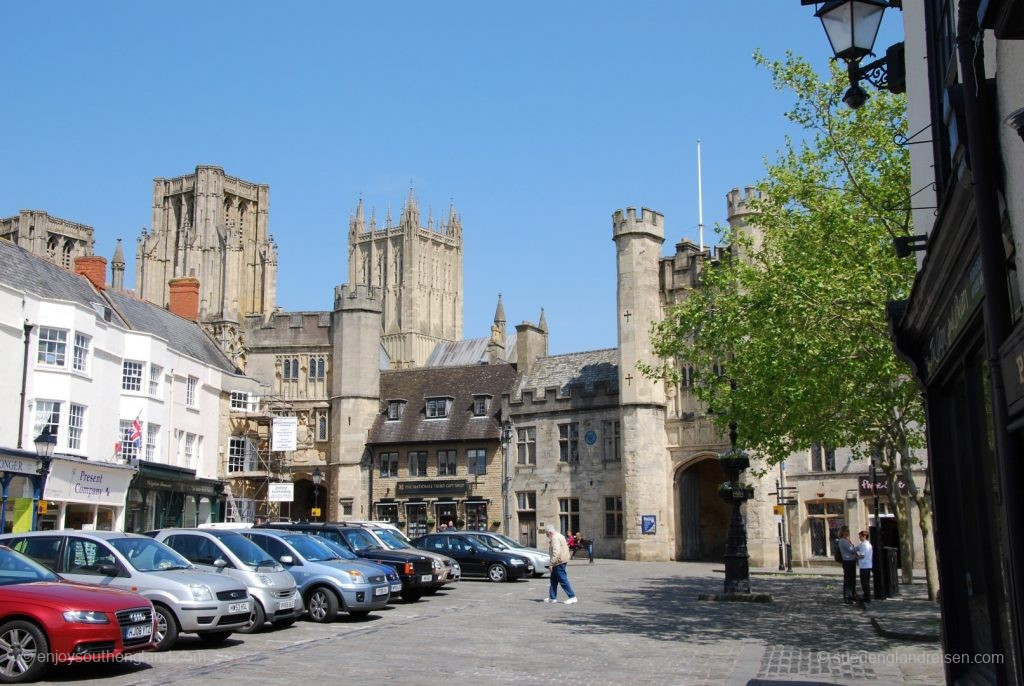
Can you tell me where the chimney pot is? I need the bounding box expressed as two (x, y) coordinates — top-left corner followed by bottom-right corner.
(168, 277), (200, 321)
(73, 256), (108, 291)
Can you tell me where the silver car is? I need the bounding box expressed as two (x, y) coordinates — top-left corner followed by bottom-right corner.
(0, 530), (252, 650)
(240, 529), (391, 622)
(464, 531), (551, 576)
(149, 528), (303, 632)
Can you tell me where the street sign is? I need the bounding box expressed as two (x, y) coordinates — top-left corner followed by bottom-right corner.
(773, 505), (785, 515)
(311, 507), (321, 517)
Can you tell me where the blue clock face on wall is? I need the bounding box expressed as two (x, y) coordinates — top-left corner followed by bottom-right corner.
(584, 430), (598, 446)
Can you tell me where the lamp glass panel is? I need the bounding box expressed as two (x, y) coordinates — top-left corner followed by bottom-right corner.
(818, 0), (887, 61)
(851, 0), (885, 53)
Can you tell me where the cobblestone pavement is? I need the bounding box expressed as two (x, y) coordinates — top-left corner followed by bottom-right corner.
(35, 560), (945, 686)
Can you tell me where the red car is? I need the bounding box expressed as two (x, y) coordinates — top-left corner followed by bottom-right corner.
(0, 545), (156, 683)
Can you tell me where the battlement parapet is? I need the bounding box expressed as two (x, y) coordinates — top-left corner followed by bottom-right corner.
(726, 186), (762, 222)
(334, 283), (383, 313)
(612, 206), (665, 241)
(506, 378), (619, 411)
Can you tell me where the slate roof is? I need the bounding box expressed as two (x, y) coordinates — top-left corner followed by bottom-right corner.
(367, 363), (518, 445)
(105, 290), (237, 373)
(516, 348), (619, 398)
(426, 333), (517, 367)
(0, 238), (235, 373)
(0, 239), (126, 327)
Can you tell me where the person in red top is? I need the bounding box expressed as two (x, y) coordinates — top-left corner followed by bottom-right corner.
(566, 532), (577, 558)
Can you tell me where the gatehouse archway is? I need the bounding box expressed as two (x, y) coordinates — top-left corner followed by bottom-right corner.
(676, 457), (730, 561)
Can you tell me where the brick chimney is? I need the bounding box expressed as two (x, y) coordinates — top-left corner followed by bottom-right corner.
(73, 256), (107, 291)
(168, 277), (200, 321)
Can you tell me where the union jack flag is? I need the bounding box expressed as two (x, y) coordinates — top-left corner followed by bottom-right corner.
(129, 417), (142, 450)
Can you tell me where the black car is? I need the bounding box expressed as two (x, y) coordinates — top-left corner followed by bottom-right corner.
(410, 532), (534, 582)
(258, 523), (437, 601)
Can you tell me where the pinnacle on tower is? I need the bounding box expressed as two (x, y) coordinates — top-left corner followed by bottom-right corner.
(111, 238), (125, 291)
(494, 293), (506, 325)
(401, 184), (419, 228)
(112, 238), (125, 267)
(350, 196), (365, 235)
(538, 307), (548, 333)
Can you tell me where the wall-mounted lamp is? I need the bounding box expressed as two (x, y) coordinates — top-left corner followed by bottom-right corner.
(802, 0), (905, 109)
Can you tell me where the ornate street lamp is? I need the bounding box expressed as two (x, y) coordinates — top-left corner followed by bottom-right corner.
(311, 466), (323, 522)
(501, 420), (514, 536)
(802, 0), (905, 109)
(719, 422), (754, 595)
(33, 429), (57, 531)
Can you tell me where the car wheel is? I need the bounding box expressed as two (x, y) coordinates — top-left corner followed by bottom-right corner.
(271, 617), (296, 629)
(0, 620), (49, 684)
(400, 588), (423, 602)
(237, 600), (265, 634)
(348, 610), (371, 619)
(306, 587), (339, 622)
(197, 631), (232, 644)
(152, 604), (179, 652)
(487, 564), (508, 582)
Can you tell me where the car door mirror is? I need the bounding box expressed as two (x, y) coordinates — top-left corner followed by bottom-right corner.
(279, 555), (294, 566)
(213, 558), (228, 569)
(97, 563), (120, 577)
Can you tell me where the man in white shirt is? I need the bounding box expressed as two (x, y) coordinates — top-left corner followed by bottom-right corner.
(857, 530), (874, 603)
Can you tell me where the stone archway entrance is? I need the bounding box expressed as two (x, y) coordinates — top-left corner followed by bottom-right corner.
(677, 458), (731, 561)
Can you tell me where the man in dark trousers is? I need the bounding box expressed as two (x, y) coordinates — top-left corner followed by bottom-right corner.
(857, 530), (874, 603)
(837, 526), (860, 604)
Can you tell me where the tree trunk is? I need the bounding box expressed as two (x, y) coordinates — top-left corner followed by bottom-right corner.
(879, 446), (915, 585)
(898, 441), (940, 600)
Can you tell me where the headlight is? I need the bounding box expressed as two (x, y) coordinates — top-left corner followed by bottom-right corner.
(188, 584), (214, 601)
(509, 558), (524, 566)
(345, 570), (366, 584)
(432, 559), (441, 570)
(62, 610), (109, 624)
(256, 574), (274, 586)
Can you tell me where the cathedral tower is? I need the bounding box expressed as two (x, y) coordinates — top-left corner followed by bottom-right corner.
(347, 190), (463, 368)
(613, 207), (673, 560)
(135, 165), (277, 323)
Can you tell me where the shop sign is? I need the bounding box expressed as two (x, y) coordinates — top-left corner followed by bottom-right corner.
(43, 459), (134, 506)
(998, 320), (1024, 419)
(272, 417), (297, 452)
(926, 255), (983, 378)
(0, 455), (41, 476)
(395, 480), (468, 496)
(858, 475), (909, 497)
(268, 482), (295, 502)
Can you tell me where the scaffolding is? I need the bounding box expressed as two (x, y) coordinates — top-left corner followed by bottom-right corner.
(224, 389), (294, 522)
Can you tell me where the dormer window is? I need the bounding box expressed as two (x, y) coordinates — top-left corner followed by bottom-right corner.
(472, 395), (490, 417)
(387, 400), (405, 421)
(425, 397), (451, 419)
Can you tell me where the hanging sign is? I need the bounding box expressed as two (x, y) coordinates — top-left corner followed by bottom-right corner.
(272, 417), (298, 452)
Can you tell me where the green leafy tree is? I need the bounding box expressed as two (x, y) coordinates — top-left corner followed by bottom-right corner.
(641, 52), (937, 598)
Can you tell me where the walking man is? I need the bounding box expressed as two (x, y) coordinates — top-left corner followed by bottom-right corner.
(837, 526), (859, 604)
(857, 530), (873, 603)
(544, 524), (578, 604)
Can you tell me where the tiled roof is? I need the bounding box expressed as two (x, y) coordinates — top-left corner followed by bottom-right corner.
(0, 239), (125, 327)
(426, 333), (517, 367)
(105, 290), (237, 373)
(368, 363), (517, 445)
(517, 348), (619, 398)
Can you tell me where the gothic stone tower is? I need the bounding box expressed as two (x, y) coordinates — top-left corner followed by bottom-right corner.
(347, 190), (463, 368)
(0, 210), (94, 270)
(329, 283), (383, 519)
(135, 165), (278, 323)
(613, 207), (673, 560)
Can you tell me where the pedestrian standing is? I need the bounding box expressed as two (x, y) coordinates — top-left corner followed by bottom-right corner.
(837, 526), (859, 604)
(577, 532), (593, 563)
(566, 531), (577, 559)
(857, 530), (873, 603)
(544, 524), (577, 604)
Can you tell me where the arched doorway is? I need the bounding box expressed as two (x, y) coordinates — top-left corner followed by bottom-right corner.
(677, 458), (731, 561)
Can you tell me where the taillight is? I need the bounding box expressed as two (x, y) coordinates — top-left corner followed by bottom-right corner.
(404, 562), (414, 575)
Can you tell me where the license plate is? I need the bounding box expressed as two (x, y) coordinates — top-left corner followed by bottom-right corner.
(420, 574), (432, 583)
(228, 602), (250, 614)
(278, 599), (295, 610)
(374, 586), (388, 596)
(124, 624), (151, 640)
(391, 583), (402, 593)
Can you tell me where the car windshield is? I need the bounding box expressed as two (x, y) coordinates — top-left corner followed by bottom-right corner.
(340, 528), (381, 552)
(0, 547), (60, 585)
(466, 534), (503, 550)
(219, 533), (280, 569)
(110, 538), (193, 572)
(281, 534), (336, 562)
(311, 536), (357, 560)
(373, 529), (412, 550)
(492, 534), (522, 548)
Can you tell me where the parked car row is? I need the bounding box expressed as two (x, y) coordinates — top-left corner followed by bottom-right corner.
(0, 521), (550, 683)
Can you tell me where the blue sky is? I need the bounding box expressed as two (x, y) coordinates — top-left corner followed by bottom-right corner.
(0, 2), (903, 355)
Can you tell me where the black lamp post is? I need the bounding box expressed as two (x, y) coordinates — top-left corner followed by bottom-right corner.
(33, 428), (56, 531)
(802, 0), (905, 108)
(311, 466), (323, 522)
(501, 420), (513, 536)
(719, 422), (754, 595)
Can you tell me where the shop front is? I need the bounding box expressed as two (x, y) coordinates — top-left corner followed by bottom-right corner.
(125, 460), (224, 533)
(0, 448), (43, 534)
(41, 455), (135, 531)
(375, 479), (479, 536)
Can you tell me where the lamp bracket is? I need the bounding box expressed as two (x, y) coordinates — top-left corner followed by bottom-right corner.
(857, 55), (890, 90)
(894, 234), (928, 258)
